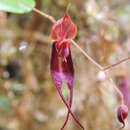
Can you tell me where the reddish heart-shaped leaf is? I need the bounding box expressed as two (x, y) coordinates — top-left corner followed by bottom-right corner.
(50, 12), (77, 41)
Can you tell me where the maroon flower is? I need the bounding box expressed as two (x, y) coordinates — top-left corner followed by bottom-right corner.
(117, 105), (128, 129)
(117, 77), (130, 128)
(50, 12), (84, 130)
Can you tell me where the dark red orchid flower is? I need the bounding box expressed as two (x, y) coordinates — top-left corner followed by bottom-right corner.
(117, 77), (130, 128)
(117, 105), (128, 129)
(50, 12), (84, 130)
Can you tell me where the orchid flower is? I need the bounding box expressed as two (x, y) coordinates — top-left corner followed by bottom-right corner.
(117, 77), (130, 128)
(117, 105), (128, 129)
(50, 11), (84, 130)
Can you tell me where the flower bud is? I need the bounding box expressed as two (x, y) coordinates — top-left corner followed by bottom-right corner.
(117, 105), (128, 129)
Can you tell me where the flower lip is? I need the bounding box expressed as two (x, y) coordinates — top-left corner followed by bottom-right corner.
(50, 41), (74, 129)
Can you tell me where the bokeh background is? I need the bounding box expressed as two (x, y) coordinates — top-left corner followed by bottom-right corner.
(0, 0), (130, 130)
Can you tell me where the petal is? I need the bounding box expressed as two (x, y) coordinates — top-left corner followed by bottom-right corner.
(50, 41), (73, 128)
(50, 41), (84, 129)
(50, 12), (77, 41)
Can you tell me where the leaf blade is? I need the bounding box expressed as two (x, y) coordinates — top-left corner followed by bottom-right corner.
(0, 0), (35, 13)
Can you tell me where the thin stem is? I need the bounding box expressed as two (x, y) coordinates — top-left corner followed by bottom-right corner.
(71, 39), (124, 105)
(31, 7), (56, 23)
(105, 73), (124, 105)
(103, 56), (130, 72)
(109, 78), (124, 105)
(71, 39), (130, 72)
(17, 0), (56, 23)
(71, 40), (103, 70)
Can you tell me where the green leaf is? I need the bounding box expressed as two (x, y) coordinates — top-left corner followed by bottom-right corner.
(0, 0), (35, 13)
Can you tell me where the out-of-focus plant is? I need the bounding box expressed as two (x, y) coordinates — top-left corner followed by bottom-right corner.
(119, 77), (130, 109)
(0, 95), (11, 111)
